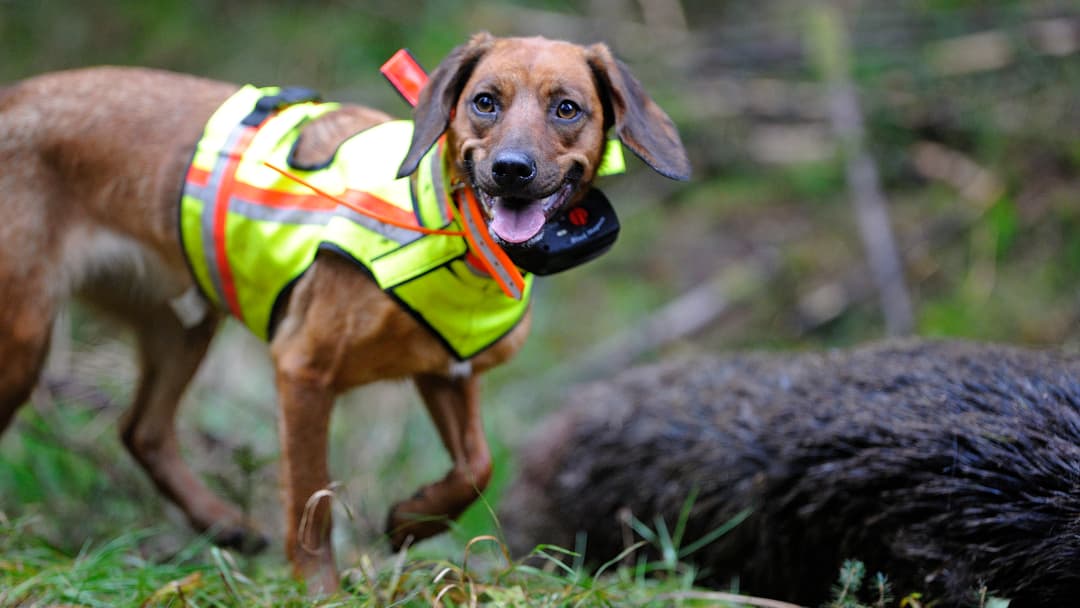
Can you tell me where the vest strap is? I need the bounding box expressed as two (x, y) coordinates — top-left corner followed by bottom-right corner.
(241, 87), (321, 127)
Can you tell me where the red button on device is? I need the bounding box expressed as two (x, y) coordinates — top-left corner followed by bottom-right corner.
(568, 207), (589, 226)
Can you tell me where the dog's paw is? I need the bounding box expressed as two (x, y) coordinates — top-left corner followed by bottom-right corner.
(385, 503), (449, 552)
(210, 524), (269, 555)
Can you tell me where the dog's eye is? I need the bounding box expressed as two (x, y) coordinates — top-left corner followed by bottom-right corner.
(556, 100), (580, 120)
(472, 93), (497, 115)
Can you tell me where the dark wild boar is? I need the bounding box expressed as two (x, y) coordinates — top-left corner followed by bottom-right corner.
(500, 340), (1080, 606)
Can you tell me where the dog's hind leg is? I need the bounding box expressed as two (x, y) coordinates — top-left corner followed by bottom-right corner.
(119, 304), (268, 554)
(0, 179), (57, 435)
(0, 278), (56, 435)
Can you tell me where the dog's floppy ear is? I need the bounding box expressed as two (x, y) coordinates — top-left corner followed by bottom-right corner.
(586, 44), (691, 181)
(397, 33), (495, 178)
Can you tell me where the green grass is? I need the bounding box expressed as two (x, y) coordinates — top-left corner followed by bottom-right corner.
(0, 513), (782, 608)
(2, 511), (1012, 607)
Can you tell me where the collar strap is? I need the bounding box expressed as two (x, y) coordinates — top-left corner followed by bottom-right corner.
(456, 187), (527, 300)
(241, 87), (321, 127)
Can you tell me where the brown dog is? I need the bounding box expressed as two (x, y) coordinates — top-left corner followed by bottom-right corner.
(0, 33), (688, 592)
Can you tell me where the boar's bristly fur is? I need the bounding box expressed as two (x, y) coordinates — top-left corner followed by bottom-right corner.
(500, 339), (1080, 607)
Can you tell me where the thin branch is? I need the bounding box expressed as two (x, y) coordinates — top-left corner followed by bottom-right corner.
(808, 3), (914, 337)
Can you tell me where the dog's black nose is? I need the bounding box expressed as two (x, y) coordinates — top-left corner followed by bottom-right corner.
(491, 151), (536, 190)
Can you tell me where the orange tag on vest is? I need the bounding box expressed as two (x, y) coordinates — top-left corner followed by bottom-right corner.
(380, 49), (427, 107)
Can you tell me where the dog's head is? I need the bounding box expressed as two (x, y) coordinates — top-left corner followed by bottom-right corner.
(397, 33), (690, 248)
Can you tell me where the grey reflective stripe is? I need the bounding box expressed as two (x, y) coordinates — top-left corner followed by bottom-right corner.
(224, 198), (422, 244)
(334, 207), (424, 244)
(427, 149), (451, 226)
(460, 200), (523, 300)
(228, 198), (336, 226)
(191, 124), (250, 306)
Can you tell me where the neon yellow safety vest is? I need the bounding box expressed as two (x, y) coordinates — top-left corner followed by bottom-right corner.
(178, 85), (534, 360)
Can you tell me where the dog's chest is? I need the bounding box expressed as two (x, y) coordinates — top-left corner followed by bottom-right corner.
(361, 306), (531, 382)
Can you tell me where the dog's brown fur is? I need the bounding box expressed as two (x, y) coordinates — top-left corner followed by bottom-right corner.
(0, 34), (688, 592)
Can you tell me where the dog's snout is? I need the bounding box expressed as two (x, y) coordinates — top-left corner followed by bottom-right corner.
(491, 151), (536, 190)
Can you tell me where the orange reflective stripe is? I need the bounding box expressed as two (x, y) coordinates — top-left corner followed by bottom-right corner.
(184, 122), (252, 311)
(264, 162), (465, 237)
(213, 127), (257, 322)
(220, 180), (338, 212)
(194, 163), (424, 225)
(187, 166), (211, 188)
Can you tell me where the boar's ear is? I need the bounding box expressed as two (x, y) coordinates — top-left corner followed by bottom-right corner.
(396, 32), (495, 178)
(586, 43), (691, 181)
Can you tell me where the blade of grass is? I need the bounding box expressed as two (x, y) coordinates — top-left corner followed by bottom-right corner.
(678, 508), (752, 559)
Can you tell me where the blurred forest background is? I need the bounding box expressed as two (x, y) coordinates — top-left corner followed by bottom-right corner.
(2, 0), (1079, 589)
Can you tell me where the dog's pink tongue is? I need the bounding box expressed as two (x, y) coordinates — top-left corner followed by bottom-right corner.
(490, 200), (546, 244)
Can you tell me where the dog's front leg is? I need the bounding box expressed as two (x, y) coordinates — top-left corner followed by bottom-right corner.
(387, 372), (492, 549)
(274, 368), (339, 594)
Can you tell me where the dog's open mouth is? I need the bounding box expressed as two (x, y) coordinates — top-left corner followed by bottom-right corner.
(476, 182), (574, 245)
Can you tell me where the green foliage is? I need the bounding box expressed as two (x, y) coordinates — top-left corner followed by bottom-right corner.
(823, 559), (1014, 608)
(826, 560), (892, 608)
(828, 559), (868, 608)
